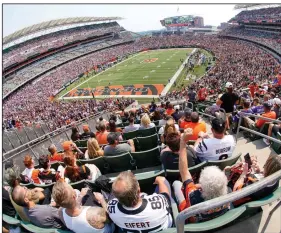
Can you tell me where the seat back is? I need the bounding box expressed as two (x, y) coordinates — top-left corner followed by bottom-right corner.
(207, 153), (242, 170)
(139, 127), (157, 137)
(134, 133), (159, 151)
(78, 156), (106, 174)
(123, 130), (140, 140)
(69, 180), (86, 190)
(131, 147), (161, 169)
(103, 152), (136, 173)
(75, 140), (88, 148)
(272, 132), (281, 154)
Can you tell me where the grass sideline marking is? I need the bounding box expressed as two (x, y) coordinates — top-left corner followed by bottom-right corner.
(59, 52), (143, 100)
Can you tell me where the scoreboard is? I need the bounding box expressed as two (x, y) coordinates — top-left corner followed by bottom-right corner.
(160, 15), (195, 27)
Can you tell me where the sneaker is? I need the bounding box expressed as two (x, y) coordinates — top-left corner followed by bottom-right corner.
(263, 138), (270, 146)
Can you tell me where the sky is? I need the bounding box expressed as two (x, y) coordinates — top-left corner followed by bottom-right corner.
(3, 4), (240, 37)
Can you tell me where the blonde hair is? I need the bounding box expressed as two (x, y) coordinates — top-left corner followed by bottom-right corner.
(141, 114), (151, 128)
(87, 138), (102, 159)
(52, 180), (74, 209)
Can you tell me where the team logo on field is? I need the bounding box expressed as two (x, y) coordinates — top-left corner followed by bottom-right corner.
(144, 58), (158, 63)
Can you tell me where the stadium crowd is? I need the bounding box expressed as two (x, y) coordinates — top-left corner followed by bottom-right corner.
(3, 96), (281, 232)
(4, 34), (281, 131)
(3, 22), (123, 69)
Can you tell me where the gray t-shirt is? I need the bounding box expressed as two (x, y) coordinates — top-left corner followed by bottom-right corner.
(24, 205), (64, 229)
(104, 144), (132, 156)
(123, 124), (140, 133)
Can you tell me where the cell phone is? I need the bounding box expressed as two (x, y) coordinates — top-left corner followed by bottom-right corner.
(244, 153), (252, 167)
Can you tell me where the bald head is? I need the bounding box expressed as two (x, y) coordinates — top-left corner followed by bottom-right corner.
(48, 144), (57, 155)
(112, 171), (140, 207)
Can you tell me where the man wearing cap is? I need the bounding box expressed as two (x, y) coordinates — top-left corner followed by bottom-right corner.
(104, 132), (135, 157)
(273, 98), (281, 118)
(80, 124), (93, 140)
(193, 118), (236, 161)
(218, 82), (239, 129)
(179, 108), (192, 129)
(244, 102), (276, 130)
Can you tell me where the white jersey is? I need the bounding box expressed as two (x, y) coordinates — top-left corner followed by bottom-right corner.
(194, 135), (236, 161)
(108, 193), (173, 233)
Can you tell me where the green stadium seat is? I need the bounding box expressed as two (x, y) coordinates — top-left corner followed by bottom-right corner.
(78, 147), (87, 153)
(116, 123), (124, 128)
(153, 120), (160, 126)
(74, 140), (87, 148)
(131, 147), (161, 169)
(183, 206), (246, 232)
(134, 133), (159, 151)
(156, 125), (162, 133)
(207, 152), (242, 170)
(103, 152), (136, 173)
(34, 182), (55, 189)
(69, 180), (86, 190)
(78, 156), (107, 174)
(271, 132), (281, 154)
(123, 122), (130, 127)
(10, 195), (30, 222)
(3, 214), (20, 226)
(139, 127), (157, 137)
(20, 221), (58, 233)
(123, 130), (140, 140)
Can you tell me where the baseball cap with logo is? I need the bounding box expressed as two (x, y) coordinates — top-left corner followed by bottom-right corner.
(211, 118), (226, 134)
(225, 82), (233, 88)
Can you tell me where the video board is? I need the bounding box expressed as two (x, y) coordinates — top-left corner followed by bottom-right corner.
(160, 15), (195, 27)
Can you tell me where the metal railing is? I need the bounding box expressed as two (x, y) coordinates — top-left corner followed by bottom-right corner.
(236, 112), (281, 146)
(176, 169), (281, 233)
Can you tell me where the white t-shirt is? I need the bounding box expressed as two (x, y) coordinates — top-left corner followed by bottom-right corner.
(108, 193), (173, 233)
(194, 135), (236, 161)
(158, 124), (180, 135)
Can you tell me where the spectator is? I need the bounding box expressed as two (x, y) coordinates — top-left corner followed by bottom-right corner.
(251, 98), (264, 114)
(159, 117), (180, 144)
(85, 137), (104, 159)
(12, 186), (64, 229)
(273, 98), (281, 118)
(96, 122), (109, 145)
(244, 102), (276, 130)
(123, 116), (140, 133)
(232, 101), (253, 132)
(71, 127), (80, 142)
(108, 120), (123, 133)
(52, 180), (113, 233)
(38, 155), (60, 184)
(197, 84), (208, 102)
(139, 113), (156, 129)
(165, 103), (175, 116)
(188, 87), (196, 104)
(248, 81), (259, 99)
(173, 131), (229, 222)
(159, 113), (168, 127)
(185, 112), (206, 140)
(171, 107), (183, 122)
(161, 132), (198, 170)
(62, 141), (84, 159)
(218, 82), (239, 129)
(104, 132), (135, 156)
(21, 155), (41, 184)
(151, 109), (161, 121)
(80, 125), (93, 140)
(264, 122), (281, 145)
(179, 108), (192, 129)
(194, 118), (236, 161)
(48, 144), (63, 162)
(105, 171), (173, 232)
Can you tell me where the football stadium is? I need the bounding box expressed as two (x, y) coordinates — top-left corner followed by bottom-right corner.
(2, 4), (281, 233)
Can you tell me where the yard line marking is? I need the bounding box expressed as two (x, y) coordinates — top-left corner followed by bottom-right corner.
(143, 76), (149, 79)
(157, 65), (161, 68)
(162, 62), (166, 64)
(150, 70), (155, 73)
(117, 69), (120, 71)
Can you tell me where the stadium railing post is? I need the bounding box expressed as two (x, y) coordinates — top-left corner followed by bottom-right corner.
(236, 116), (242, 141)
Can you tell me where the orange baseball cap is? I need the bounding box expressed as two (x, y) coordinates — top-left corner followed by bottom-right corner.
(62, 141), (73, 151)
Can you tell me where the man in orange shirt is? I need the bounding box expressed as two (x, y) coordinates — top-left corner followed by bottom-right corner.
(165, 103), (175, 116)
(179, 109), (192, 129)
(244, 102), (276, 129)
(48, 144), (63, 162)
(184, 112), (206, 140)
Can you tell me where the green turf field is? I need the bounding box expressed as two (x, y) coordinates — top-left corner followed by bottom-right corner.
(58, 48), (193, 99)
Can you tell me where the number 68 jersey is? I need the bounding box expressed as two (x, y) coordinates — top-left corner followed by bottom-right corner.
(108, 193), (173, 233)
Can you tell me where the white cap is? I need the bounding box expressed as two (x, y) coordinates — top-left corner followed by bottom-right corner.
(273, 98), (281, 106)
(225, 82), (233, 88)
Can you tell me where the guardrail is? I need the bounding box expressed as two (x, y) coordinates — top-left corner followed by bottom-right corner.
(176, 169), (281, 233)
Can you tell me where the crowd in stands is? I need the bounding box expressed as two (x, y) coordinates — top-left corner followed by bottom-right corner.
(3, 22), (123, 69)
(229, 6), (281, 22)
(221, 26), (281, 54)
(3, 95), (281, 232)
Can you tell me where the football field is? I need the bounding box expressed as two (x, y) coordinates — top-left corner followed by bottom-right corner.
(59, 48), (193, 99)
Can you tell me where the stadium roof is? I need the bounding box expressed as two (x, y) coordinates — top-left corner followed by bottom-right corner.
(234, 4), (281, 10)
(3, 16), (123, 44)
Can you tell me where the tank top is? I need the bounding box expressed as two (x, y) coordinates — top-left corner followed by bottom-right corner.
(62, 206), (104, 233)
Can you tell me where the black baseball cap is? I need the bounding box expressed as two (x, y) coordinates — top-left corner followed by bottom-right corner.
(184, 108), (192, 118)
(107, 132), (119, 145)
(211, 118), (226, 134)
(263, 102), (272, 109)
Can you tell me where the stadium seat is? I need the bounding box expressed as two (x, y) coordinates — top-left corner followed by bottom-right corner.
(69, 180), (86, 190)
(271, 132), (281, 154)
(50, 161), (63, 171)
(78, 156), (107, 174)
(20, 220), (58, 233)
(103, 152), (136, 173)
(123, 130), (140, 140)
(207, 152), (242, 170)
(152, 120), (160, 126)
(130, 147), (161, 169)
(139, 127), (157, 137)
(123, 122), (130, 127)
(10, 195), (30, 222)
(34, 182), (55, 189)
(74, 140), (87, 148)
(134, 133), (159, 151)
(3, 214), (20, 226)
(78, 147), (87, 153)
